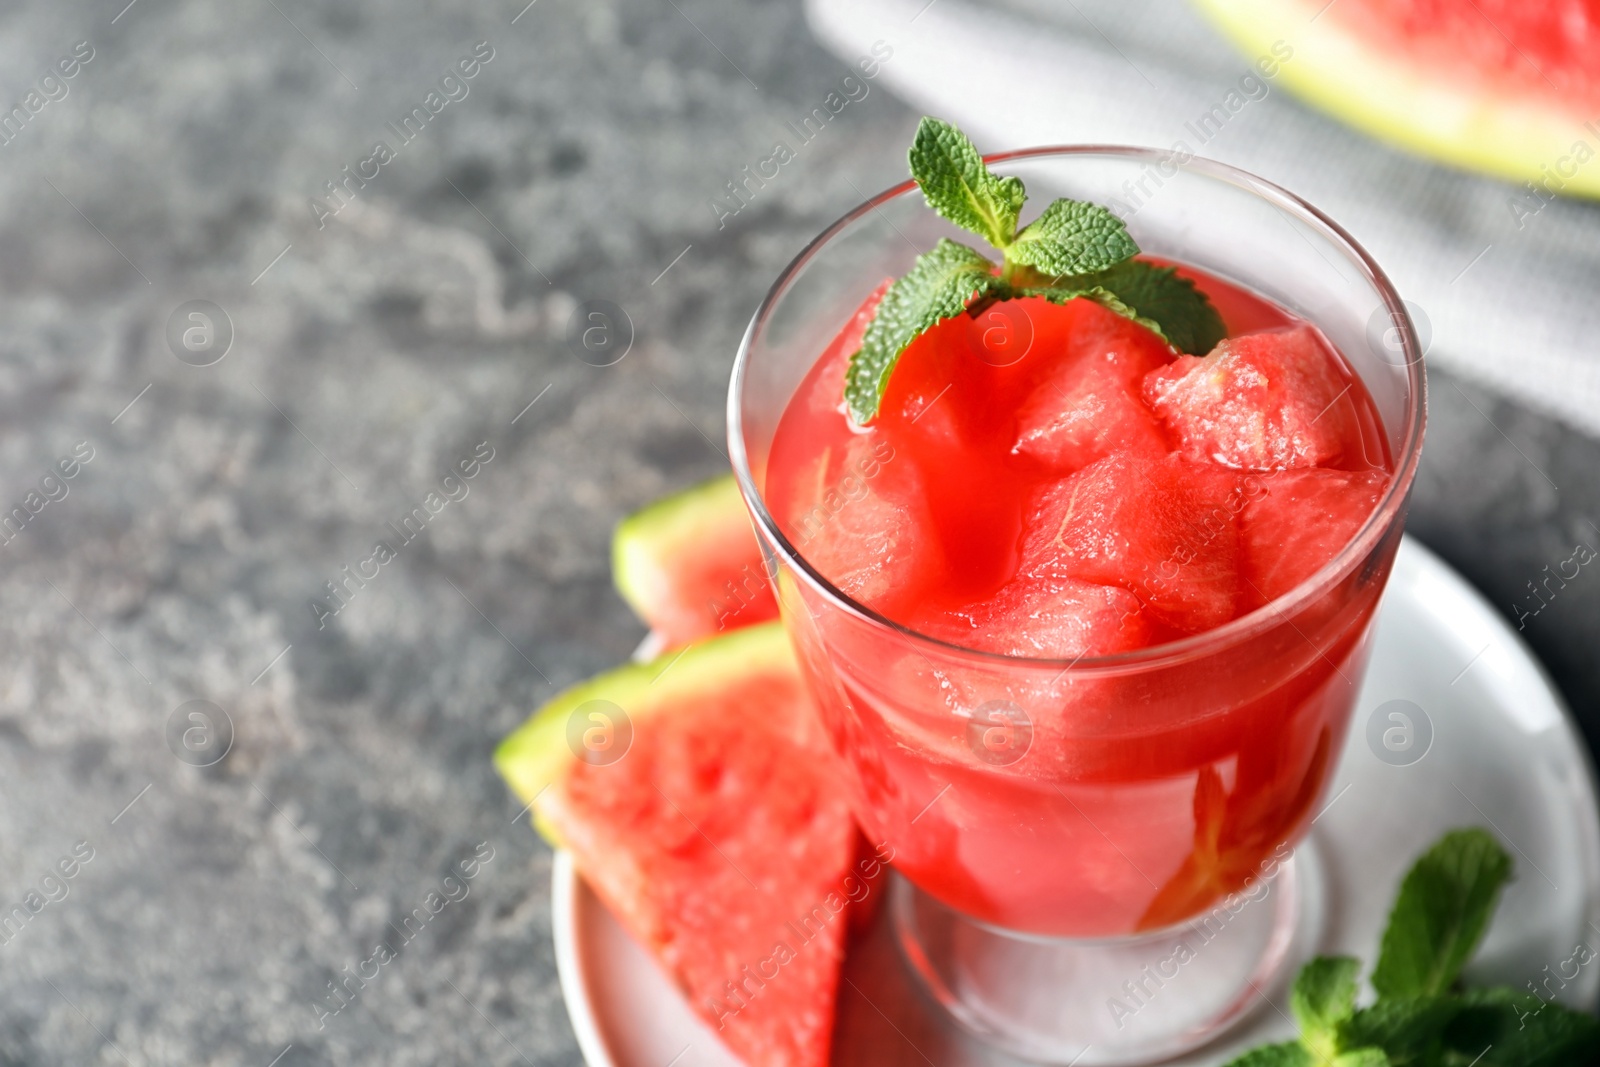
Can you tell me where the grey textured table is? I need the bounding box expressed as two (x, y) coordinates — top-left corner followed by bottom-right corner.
(0, 1), (1596, 1065)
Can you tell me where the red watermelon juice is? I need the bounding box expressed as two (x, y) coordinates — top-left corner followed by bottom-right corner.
(763, 264), (1395, 938)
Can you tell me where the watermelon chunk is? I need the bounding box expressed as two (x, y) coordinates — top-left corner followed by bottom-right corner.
(1238, 467), (1390, 607)
(875, 312), (975, 450)
(613, 475), (777, 648)
(926, 575), (1156, 659)
(783, 281), (892, 434)
(783, 435), (942, 615)
(495, 624), (870, 1067)
(1142, 325), (1358, 471)
(1011, 300), (1175, 472)
(1021, 451), (1245, 633)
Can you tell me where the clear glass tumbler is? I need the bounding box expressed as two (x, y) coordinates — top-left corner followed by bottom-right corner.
(727, 148), (1425, 1066)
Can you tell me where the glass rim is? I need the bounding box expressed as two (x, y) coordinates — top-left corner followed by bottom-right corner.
(726, 144), (1428, 673)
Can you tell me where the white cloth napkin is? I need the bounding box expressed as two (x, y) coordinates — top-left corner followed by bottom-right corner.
(806, 0), (1600, 438)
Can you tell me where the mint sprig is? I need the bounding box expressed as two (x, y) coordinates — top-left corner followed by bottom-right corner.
(1222, 829), (1600, 1067)
(844, 116), (1227, 425)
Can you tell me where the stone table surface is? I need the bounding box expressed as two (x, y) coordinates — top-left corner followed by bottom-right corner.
(0, 1), (1597, 1065)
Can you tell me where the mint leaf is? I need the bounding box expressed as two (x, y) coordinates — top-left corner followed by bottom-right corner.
(1293, 956), (1362, 1060)
(1339, 996), (1462, 1065)
(1015, 285), (1164, 339)
(844, 239), (1002, 425)
(1007, 198), (1138, 278)
(1221, 1041), (1311, 1067)
(908, 117), (1025, 250)
(1077, 259), (1227, 355)
(1371, 829), (1513, 1000)
(1215, 831), (1584, 1067)
(1439, 988), (1600, 1067)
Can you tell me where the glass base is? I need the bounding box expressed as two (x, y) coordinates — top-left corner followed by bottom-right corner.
(891, 840), (1322, 1066)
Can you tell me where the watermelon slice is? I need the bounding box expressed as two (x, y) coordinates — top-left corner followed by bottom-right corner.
(1238, 467), (1390, 607)
(1191, 0), (1600, 197)
(613, 475), (777, 648)
(496, 623), (875, 1067)
(1021, 451), (1245, 633)
(1143, 325), (1357, 471)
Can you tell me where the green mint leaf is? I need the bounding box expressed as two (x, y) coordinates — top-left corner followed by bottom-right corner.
(1333, 1049), (1391, 1067)
(1371, 829), (1513, 1000)
(844, 239), (1003, 425)
(1076, 259), (1227, 355)
(1016, 285), (1145, 324)
(1339, 995), (1462, 1065)
(1007, 197), (1139, 277)
(1439, 988), (1600, 1067)
(1220, 1041), (1312, 1067)
(1015, 285), (1166, 340)
(908, 117), (1026, 250)
(1293, 956), (1362, 1060)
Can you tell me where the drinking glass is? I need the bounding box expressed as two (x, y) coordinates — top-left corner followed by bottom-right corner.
(727, 148), (1425, 1066)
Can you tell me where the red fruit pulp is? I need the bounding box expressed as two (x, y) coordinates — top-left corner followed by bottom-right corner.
(763, 263), (1397, 936)
(1329, 0), (1600, 115)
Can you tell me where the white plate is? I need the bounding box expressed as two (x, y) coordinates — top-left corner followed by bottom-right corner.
(551, 538), (1600, 1067)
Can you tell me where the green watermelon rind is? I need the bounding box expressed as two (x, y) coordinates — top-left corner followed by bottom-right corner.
(611, 473), (752, 631)
(493, 621), (796, 846)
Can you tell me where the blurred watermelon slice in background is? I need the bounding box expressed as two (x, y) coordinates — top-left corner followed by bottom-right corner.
(612, 475), (778, 648)
(1192, 0), (1600, 199)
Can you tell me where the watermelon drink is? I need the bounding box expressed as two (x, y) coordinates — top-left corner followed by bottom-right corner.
(764, 280), (1391, 937)
(729, 140), (1425, 1064)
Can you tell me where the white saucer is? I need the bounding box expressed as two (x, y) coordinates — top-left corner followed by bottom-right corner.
(550, 537), (1600, 1067)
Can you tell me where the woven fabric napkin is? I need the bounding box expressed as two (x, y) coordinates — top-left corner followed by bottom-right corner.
(806, 0), (1600, 437)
